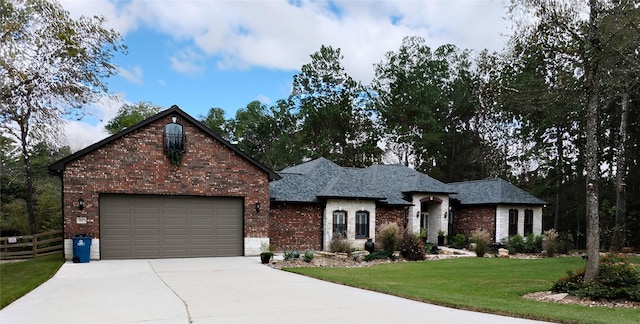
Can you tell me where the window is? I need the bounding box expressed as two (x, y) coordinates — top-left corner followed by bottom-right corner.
(355, 211), (369, 239)
(524, 209), (534, 236)
(164, 122), (185, 165)
(333, 211), (347, 238)
(508, 209), (518, 236)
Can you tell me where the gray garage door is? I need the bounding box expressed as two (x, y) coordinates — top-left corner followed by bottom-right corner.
(100, 195), (243, 259)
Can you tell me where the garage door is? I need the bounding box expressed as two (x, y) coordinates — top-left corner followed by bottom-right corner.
(100, 195), (243, 259)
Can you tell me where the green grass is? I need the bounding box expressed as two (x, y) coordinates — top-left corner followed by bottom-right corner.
(0, 253), (65, 309)
(287, 257), (640, 324)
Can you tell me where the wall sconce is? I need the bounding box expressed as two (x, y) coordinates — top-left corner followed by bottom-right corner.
(172, 116), (178, 123)
(78, 198), (84, 210)
(416, 211), (420, 218)
(443, 212), (447, 219)
(255, 202), (260, 213)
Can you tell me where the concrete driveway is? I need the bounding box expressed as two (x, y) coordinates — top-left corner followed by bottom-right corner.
(1, 257), (551, 324)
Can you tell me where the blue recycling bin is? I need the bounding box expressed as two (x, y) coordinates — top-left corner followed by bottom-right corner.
(72, 236), (92, 263)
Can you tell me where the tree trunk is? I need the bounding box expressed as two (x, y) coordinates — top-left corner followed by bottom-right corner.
(584, 0), (601, 282)
(19, 123), (38, 235)
(613, 87), (629, 250)
(554, 127), (563, 230)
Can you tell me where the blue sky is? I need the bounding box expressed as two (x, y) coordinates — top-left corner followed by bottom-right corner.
(59, 0), (513, 150)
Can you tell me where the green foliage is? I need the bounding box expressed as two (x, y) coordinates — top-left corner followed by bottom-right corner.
(104, 102), (162, 135)
(302, 250), (314, 263)
(552, 253), (640, 301)
(199, 107), (231, 139)
(504, 235), (525, 254)
(470, 229), (491, 257)
(399, 232), (425, 261)
(523, 234), (543, 254)
(290, 45), (382, 167)
(363, 250), (394, 262)
(379, 223), (400, 252)
(328, 237), (352, 254)
(448, 233), (466, 249)
(283, 250), (300, 261)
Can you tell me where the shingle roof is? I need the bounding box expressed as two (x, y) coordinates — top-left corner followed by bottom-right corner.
(270, 158), (453, 205)
(448, 178), (547, 205)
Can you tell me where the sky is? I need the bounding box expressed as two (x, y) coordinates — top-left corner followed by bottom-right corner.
(59, 0), (515, 151)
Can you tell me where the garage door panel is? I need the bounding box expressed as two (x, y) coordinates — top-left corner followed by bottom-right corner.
(101, 195), (243, 259)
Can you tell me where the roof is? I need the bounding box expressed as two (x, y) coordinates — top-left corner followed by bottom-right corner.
(270, 158), (454, 205)
(448, 178), (547, 206)
(48, 105), (280, 181)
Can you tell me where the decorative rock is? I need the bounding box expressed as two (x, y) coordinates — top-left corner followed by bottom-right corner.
(498, 248), (509, 257)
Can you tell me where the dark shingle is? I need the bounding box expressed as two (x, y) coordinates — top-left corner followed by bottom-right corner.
(449, 178), (546, 205)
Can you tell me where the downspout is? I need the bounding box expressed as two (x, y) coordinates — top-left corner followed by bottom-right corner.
(493, 205), (497, 244)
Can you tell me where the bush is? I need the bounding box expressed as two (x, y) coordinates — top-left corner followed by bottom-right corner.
(283, 250), (300, 261)
(470, 229), (491, 257)
(302, 250), (314, 263)
(552, 253), (640, 301)
(379, 223), (400, 252)
(505, 234), (525, 254)
(544, 229), (559, 257)
(524, 234), (543, 253)
(328, 236), (352, 254)
(449, 233), (466, 249)
(364, 250), (394, 261)
(400, 232), (425, 261)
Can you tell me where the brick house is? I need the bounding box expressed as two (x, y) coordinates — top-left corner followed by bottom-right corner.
(50, 107), (546, 260)
(269, 159), (547, 252)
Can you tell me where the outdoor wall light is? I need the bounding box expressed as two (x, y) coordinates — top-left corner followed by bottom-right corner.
(172, 116), (178, 123)
(78, 198), (84, 210)
(416, 211), (420, 218)
(255, 202), (260, 213)
(444, 212), (447, 219)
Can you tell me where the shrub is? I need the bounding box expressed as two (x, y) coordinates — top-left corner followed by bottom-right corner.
(328, 236), (352, 254)
(555, 232), (574, 254)
(552, 253), (640, 301)
(379, 222), (400, 252)
(364, 250), (394, 261)
(505, 234), (525, 254)
(469, 229), (491, 257)
(283, 250), (300, 261)
(544, 229), (559, 257)
(400, 232), (425, 261)
(524, 234), (543, 253)
(449, 233), (466, 249)
(302, 250), (314, 263)
(283, 250), (294, 261)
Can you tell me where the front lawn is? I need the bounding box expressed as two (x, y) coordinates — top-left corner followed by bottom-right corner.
(0, 253), (65, 309)
(287, 257), (640, 324)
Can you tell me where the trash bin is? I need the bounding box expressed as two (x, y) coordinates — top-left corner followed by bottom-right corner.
(72, 236), (92, 263)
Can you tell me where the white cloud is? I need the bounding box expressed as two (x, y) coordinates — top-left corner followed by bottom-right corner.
(63, 95), (124, 152)
(100, 0), (510, 82)
(117, 65), (143, 85)
(169, 48), (206, 75)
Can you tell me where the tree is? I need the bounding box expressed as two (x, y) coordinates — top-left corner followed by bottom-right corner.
(105, 102), (162, 134)
(508, 0), (639, 281)
(0, 0), (124, 234)
(199, 107), (231, 139)
(230, 100), (304, 170)
(290, 45), (382, 167)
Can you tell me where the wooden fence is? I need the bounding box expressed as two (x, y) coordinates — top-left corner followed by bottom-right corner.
(0, 230), (63, 259)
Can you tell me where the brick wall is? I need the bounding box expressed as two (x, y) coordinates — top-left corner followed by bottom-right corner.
(453, 205), (496, 242)
(61, 114), (271, 240)
(375, 206), (406, 237)
(269, 202), (323, 251)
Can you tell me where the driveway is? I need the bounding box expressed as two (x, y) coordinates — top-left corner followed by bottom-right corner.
(1, 257), (551, 324)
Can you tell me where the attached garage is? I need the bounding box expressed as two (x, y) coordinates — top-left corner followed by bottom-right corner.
(49, 106), (279, 260)
(100, 195), (243, 259)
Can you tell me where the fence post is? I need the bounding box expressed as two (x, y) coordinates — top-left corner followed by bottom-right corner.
(32, 233), (37, 258)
